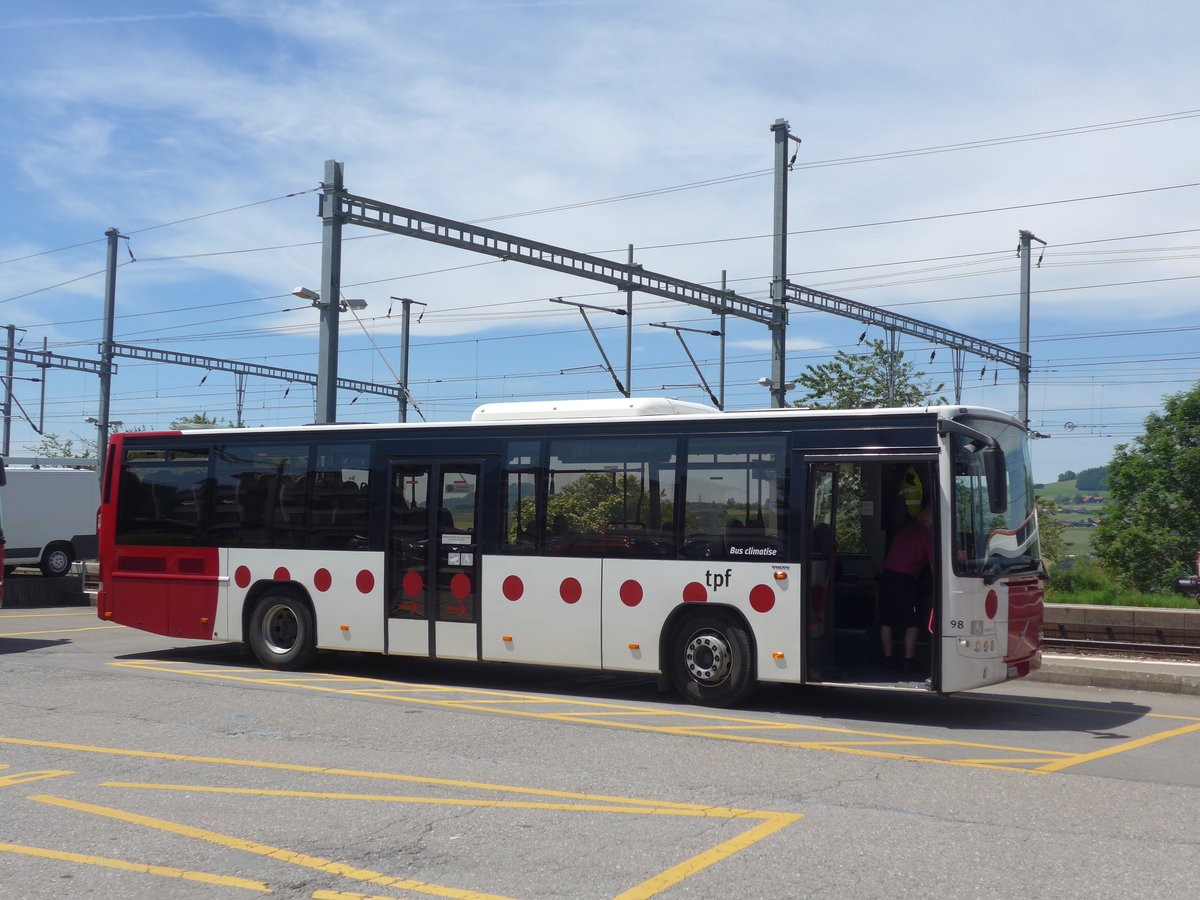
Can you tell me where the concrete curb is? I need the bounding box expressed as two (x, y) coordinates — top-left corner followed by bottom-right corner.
(1031, 654), (1200, 696)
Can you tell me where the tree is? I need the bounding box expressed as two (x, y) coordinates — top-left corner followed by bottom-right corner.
(1093, 384), (1200, 592)
(793, 338), (947, 409)
(1056, 470), (1077, 483)
(170, 412), (233, 429)
(1035, 495), (1068, 570)
(26, 432), (95, 460)
(1075, 466), (1109, 492)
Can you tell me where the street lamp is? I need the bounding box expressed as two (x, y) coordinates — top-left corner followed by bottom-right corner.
(293, 287), (369, 425)
(292, 287), (367, 313)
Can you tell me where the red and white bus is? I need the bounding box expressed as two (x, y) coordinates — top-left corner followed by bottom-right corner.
(97, 398), (1043, 706)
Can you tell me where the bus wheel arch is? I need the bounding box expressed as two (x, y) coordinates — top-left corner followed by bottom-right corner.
(244, 583), (318, 670)
(663, 605), (757, 708)
(39, 542), (75, 577)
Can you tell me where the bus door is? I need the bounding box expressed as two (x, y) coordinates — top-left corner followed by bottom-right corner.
(802, 457), (939, 688)
(385, 460), (482, 661)
(805, 464), (839, 681)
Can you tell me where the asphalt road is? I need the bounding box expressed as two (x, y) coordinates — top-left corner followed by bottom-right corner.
(3, 606), (1200, 899)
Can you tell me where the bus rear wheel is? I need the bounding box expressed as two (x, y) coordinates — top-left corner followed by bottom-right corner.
(668, 612), (755, 707)
(248, 592), (317, 670)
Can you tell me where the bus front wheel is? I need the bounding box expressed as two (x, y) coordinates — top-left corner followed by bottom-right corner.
(248, 592), (317, 670)
(668, 612), (755, 707)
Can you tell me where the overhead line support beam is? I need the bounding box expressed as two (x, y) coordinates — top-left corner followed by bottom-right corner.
(783, 281), (1029, 370)
(335, 193), (774, 325)
(106, 343), (405, 401)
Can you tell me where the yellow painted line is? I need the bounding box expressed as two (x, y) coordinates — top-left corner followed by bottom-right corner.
(102, 782), (774, 820)
(0, 769), (73, 787)
(12, 741), (804, 899)
(0, 736), (717, 810)
(0, 841), (270, 892)
(0, 625), (122, 637)
(613, 812), (802, 900)
(1036, 719), (1200, 773)
(31, 795), (518, 900)
(0, 612), (97, 618)
(108, 658), (1200, 773)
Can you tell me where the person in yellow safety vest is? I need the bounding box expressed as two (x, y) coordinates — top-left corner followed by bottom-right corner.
(900, 465), (923, 519)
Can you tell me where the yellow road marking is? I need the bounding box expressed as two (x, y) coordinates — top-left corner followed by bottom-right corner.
(0, 841), (270, 892)
(104, 659), (1200, 773)
(613, 812), (801, 900)
(0, 625), (122, 637)
(103, 782), (778, 820)
(0, 769), (73, 787)
(0, 735), (718, 809)
(0, 612), (96, 618)
(6, 736), (801, 898)
(32, 795), (519, 900)
(1036, 719), (1200, 772)
(103, 661), (1117, 772)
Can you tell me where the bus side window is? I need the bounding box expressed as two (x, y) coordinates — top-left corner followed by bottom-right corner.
(502, 440), (541, 554)
(682, 436), (787, 562)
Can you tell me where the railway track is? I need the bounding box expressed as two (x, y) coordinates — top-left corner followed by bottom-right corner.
(1043, 605), (1200, 661)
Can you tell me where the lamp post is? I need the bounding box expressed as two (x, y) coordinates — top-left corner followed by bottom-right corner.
(293, 286), (366, 422)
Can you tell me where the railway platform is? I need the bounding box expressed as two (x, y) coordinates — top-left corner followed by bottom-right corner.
(1033, 652), (1200, 696)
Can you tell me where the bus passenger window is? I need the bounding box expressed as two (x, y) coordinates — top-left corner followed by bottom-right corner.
(501, 440), (542, 554)
(681, 436), (787, 561)
(210, 443), (309, 548)
(543, 437), (677, 558)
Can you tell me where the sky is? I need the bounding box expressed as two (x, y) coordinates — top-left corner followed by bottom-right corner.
(2, 0), (1199, 483)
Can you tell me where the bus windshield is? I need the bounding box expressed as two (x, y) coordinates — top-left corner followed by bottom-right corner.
(950, 416), (1040, 580)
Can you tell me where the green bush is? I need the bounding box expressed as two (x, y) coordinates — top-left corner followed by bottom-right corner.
(1049, 557), (1196, 608)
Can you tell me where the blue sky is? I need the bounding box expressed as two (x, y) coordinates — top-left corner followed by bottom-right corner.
(2, 0), (1199, 482)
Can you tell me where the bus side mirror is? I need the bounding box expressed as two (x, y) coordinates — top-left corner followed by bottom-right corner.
(983, 445), (1007, 514)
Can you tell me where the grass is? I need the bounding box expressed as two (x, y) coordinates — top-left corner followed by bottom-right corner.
(1047, 556), (1198, 608)
(1049, 589), (1198, 609)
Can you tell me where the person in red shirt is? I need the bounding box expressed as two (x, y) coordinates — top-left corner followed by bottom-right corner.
(878, 500), (933, 671)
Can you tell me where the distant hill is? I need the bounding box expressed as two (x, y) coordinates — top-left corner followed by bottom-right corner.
(1036, 479), (1109, 504)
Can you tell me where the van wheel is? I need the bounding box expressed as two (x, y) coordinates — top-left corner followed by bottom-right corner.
(248, 592), (317, 670)
(40, 543), (74, 577)
(667, 612), (755, 707)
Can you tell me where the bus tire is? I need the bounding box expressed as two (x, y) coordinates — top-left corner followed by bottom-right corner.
(39, 543), (74, 578)
(248, 591), (317, 670)
(667, 612), (755, 707)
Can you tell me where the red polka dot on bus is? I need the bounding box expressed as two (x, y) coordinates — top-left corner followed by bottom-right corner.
(274, 567), (291, 582)
(402, 571), (424, 597)
(314, 569), (332, 592)
(682, 581), (707, 603)
(560, 577), (582, 604)
(985, 589), (999, 619)
(234, 566), (251, 589)
(619, 580), (643, 607)
(749, 584), (775, 613)
(450, 573), (472, 600)
(503, 575), (524, 601)
(356, 570), (375, 594)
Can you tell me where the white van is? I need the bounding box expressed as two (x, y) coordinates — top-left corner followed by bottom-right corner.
(0, 467), (100, 576)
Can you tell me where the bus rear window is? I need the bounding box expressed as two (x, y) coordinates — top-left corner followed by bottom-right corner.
(116, 448), (210, 546)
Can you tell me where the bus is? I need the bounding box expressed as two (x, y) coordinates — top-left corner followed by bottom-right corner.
(96, 399), (1043, 707)
(0, 456), (6, 606)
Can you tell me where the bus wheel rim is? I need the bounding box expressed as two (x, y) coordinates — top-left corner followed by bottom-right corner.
(684, 632), (731, 685)
(262, 604), (299, 654)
